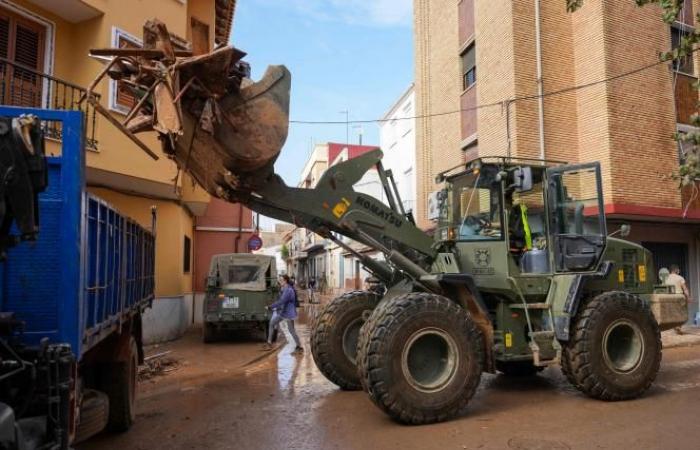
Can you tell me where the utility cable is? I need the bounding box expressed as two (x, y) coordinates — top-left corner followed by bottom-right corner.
(289, 52), (693, 125)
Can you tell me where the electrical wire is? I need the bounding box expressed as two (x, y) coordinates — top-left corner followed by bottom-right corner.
(289, 51), (694, 126)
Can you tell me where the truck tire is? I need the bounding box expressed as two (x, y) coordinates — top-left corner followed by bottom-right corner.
(561, 291), (661, 400)
(74, 389), (109, 443)
(495, 360), (544, 377)
(356, 293), (483, 424)
(104, 336), (138, 432)
(310, 291), (379, 390)
(203, 323), (217, 343)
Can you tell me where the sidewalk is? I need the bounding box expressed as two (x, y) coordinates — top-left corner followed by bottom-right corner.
(661, 325), (700, 349)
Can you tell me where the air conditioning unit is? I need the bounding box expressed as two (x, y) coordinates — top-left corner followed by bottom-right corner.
(427, 191), (441, 221)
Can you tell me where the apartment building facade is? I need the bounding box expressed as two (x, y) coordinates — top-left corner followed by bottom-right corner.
(415, 0), (700, 319)
(285, 142), (384, 295)
(379, 83), (417, 215)
(0, 0), (245, 341)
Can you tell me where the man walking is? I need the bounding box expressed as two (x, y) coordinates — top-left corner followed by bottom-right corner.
(263, 274), (303, 353)
(665, 264), (690, 335)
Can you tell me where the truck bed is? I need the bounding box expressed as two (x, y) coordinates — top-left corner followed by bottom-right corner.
(0, 107), (155, 360)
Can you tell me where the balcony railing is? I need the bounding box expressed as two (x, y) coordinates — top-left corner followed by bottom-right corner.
(0, 57), (99, 150)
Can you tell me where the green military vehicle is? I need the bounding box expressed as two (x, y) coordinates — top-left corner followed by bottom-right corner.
(211, 151), (686, 425)
(202, 253), (279, 343)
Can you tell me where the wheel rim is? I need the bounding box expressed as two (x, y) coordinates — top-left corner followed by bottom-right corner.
(401, 327), (459, 393)
(602, 319), (644, 373)
(342, 318), (363, 364)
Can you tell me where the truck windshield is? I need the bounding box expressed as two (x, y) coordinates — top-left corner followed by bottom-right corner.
(449, 167), (502, 241)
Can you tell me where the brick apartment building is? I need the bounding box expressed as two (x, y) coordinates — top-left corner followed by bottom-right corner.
(414, 0), (700, 319)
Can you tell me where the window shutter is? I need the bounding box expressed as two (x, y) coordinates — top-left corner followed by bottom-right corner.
(0, 16), (9, 59)
(10, 18), (44, 107)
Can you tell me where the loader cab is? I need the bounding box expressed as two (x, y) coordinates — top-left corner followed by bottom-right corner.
(435, 158), (607, 278)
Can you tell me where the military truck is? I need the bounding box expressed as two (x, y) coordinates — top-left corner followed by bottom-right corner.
(202, 253), (279, 343)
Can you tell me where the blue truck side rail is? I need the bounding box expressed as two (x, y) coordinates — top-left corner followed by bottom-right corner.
(0, 106), (155, 360)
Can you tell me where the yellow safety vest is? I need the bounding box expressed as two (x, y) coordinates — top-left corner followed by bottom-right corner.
(520, 204), (532, 250)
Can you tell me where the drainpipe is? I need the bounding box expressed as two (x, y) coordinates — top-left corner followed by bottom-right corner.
(534, 0), (546, 161)
(234, 203), (243, 253)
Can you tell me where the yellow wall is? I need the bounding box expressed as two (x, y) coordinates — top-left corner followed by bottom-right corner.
(10, 0), (216, 186)
(88, 187), (194, 298)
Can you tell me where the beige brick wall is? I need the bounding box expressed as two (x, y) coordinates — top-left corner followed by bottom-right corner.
(414, 0), (463, 228)
(415, 0), (692, 220)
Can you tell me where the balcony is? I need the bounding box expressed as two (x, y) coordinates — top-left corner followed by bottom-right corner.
(25, 0), (103, 23)
(0, 57), (100, 150)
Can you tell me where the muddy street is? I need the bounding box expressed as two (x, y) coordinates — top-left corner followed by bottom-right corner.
(79, 306), (700, 450)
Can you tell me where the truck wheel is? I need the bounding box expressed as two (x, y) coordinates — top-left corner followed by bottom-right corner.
(495, 360), (543, 377)
(203, 323), (217, 343)
(74, 389), (109, 443)
(356, 293), (483, 424)
(310, 291), (379, 390)
(104, 336), (138, 432)
(561, 291), (661, 400)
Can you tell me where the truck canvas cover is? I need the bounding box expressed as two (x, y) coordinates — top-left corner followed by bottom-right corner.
(209, 253), (276, 291)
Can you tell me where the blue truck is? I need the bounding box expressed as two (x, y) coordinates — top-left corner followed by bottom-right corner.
(0, 107), (155, 449)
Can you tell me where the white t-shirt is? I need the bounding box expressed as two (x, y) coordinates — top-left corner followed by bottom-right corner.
(665, 273), (687, 296)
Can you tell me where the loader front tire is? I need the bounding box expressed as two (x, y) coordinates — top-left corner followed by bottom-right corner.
(356, 293), (483, 425)
(310, 291), (380, 390)
(562, 291), (661, 400)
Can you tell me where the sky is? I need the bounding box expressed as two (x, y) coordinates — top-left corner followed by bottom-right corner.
(230, 0), (414, 198)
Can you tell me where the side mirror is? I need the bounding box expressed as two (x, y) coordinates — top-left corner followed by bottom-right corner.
(514, 167), (533, 192)
(207, 275), (220, 288)
(512, 167), (533, 192)
(608, 224), (631, 238)
(619, 224), (631, 237)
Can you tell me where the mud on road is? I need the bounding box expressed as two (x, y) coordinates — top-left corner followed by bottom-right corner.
(78, 305), (700, 450)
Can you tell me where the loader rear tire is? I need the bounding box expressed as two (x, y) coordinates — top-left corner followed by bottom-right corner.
(356, 293), (483, 424)
(562, 291), (661, 400)
(310, 291), (379, 390)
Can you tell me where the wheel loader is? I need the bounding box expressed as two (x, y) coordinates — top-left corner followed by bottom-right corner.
(86, 22), (688, 425)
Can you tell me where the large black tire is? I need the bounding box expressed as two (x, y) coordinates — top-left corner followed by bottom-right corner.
(103, 336), (138, 432)
(74, 389), (109, 443)
(356, 293), (483, 424)
(203, 323), (217, 343)
(561, 291), (661, 400)
(495, 360), (544, 377)
(310, 291), (380, 390)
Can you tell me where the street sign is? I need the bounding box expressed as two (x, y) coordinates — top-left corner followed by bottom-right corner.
(248, 234), (263, 251)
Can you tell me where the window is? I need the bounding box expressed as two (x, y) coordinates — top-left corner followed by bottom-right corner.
(0, 7), (46, 107)
(110, 29), (142, 113)
(183, 235), (191, 273)
(671, 26), (694, 75)
(461, 44), (476, 90)
(448, 166), (502, 241)
(110, 27), (190, 113)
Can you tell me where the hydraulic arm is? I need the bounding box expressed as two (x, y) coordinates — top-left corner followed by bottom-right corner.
(222, 149), (437, 286)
